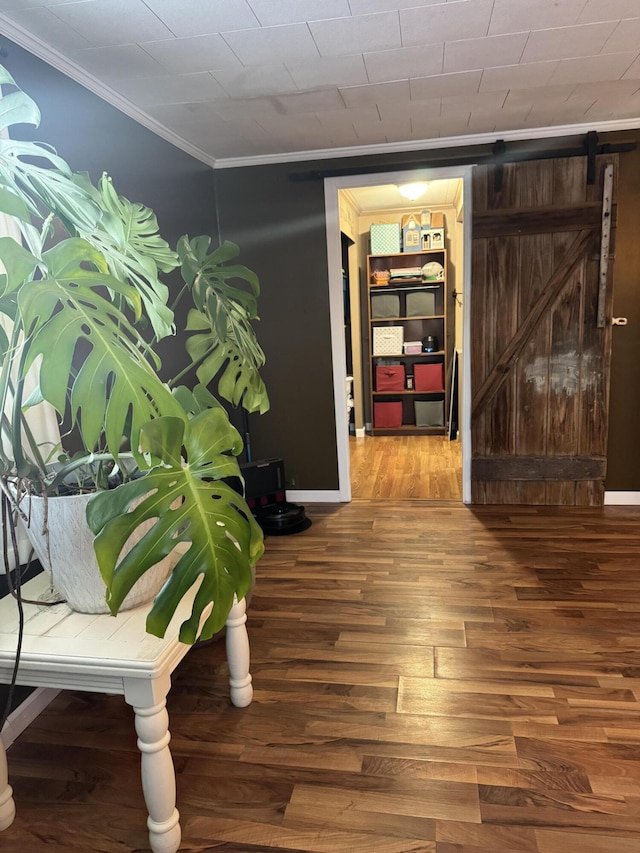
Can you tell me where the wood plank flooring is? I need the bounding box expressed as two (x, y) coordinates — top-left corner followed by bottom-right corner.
(4, 500), (640, 852)
(350, 435), (462, 500)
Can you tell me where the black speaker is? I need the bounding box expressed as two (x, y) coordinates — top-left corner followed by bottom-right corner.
(240, 457), (286, 509)
(238, 457), (311, 535)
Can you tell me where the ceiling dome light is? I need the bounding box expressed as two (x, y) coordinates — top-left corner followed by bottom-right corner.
(397, 182), (429, 201)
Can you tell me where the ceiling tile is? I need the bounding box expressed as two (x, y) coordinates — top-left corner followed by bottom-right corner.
(572, 79), (640, 100)
(221, 23), (319, 66)
(212, 65), (297, 97)
(286, 55), (369, 89)
(115, 73), (228, 107)
(316, 105), (381, 128)
(275, 89), (347, 114)
(401, 0), (493, 47)
(309, 12), (401, 57)
(503, 84), (577, 110)
(364, 44), (444, 83)
(601, 18), (640, 53)
(210, 97), (281, 120)
(410, 70), (482, 100)
(440, 90), (507, 117)
(1, 6), (92, 53)
(521, 22), (618, 63)
(350, 0), (442, 13)
(579, 0), (640, 23)
(549, 51), (639, 85)
(72, 44), (165, 79)
(489, 0), (587, 36)
(254, 112), (323, 135)
(479, 60), (558, 92)
(339, 80), (411, 108)
(49, 0), (173, 48)
(140, 34), (242, 74)
(142, 0), (260, 38)
(246, 0), (351, 26)
(622, 54), (640, 79)
(443, 32), (528, 73)
(438, 113), (475, 135)
(353, 116), (413, 143)
(377, 97), (441, 123)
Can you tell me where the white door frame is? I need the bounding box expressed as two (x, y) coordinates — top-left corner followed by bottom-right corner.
(324, 165), (474, 503)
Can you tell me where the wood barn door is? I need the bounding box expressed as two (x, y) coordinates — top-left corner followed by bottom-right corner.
(471, 155), (617, 506)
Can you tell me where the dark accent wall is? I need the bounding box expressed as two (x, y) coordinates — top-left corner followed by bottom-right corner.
(215, 136), (640, 493)
(606, 141), (640, 489)
(0, 38), (220, 718)
(0, 38), (219, 385)
(213, 163), (339, 489)
(1, 38), (639, 497)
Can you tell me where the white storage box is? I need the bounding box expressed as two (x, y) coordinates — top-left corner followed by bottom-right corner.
(373, 326), (404, 356)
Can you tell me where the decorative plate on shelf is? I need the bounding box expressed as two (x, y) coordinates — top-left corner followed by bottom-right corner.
(422, 262), (444, 280)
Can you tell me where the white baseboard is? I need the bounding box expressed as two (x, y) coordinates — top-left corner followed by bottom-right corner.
(286, 490), (344, 503)
(604, 491), (640, 505)
(355, 427), (366, 438)
(1, 687), (60, 749)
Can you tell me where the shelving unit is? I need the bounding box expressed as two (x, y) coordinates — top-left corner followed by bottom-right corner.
(367, 249), (448, 436)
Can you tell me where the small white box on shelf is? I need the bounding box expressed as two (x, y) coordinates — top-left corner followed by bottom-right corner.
(403, 341), (422, 354)
(373, 326), (404, 355)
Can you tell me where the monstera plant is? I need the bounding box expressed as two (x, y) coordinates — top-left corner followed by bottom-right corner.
(0, 63), (269, 643)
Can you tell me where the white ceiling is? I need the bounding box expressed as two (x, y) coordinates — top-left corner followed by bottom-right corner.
(0, 0), (639, 168)
(346, 177), (461, 212)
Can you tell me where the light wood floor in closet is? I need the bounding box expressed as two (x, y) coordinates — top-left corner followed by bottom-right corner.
(350, 434), (462, 500)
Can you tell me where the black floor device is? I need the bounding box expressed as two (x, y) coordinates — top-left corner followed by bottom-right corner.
(239, 458), (311, 536)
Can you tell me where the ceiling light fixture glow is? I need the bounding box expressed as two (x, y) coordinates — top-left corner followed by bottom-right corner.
(397, 182), (429, 201)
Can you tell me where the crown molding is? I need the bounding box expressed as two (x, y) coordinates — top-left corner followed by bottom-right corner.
(214, 117), (640, 169)
(0, 15), (218, 168)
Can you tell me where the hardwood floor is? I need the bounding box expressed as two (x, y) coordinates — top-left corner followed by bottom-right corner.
(350, 435), (462, 500)
(4, 500), (640, 852)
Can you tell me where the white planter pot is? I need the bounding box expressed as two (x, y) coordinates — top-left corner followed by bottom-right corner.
(22, 492), (174, 614)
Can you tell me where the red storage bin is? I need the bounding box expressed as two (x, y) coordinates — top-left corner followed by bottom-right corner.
(374, 402), (403, 428)
(414, 362), (444, 392)
(376, 364), (405, 391)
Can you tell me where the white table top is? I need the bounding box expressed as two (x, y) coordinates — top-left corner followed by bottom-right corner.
(0, 573), (196, 692)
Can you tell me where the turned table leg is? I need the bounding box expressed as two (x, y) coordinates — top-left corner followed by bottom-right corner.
(225, 595), (253, 708)
(0, 738), (15, 832)
(131, 697), (181, 853)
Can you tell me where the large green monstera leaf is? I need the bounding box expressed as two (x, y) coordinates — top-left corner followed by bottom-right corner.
(76, 173), (179, 340)
(179, 237), (269, 414)
(86, 407), (265, 644)
(18, 238), (183, 458)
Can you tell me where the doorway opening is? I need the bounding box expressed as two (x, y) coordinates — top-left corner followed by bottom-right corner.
(324, 167), (473, 504)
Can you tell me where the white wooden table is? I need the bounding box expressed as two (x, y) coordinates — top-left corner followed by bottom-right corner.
(0, 572), (252, 852)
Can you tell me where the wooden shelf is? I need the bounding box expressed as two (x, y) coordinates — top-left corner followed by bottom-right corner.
(371, 315), (444, 322)
(373, 390), (445, 396)
(372, 351), (445, 358)
(371, 425), (447, 436)
(367, 247), (449, 436)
